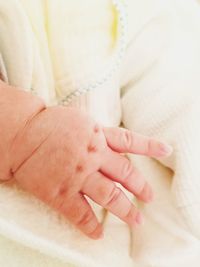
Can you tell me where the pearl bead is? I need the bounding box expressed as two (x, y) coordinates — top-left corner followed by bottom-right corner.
(49, 0), (128, 106)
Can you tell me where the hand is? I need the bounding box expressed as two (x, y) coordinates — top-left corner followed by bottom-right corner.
(9, 106), (172, 240)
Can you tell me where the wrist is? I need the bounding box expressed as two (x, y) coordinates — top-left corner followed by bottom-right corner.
(0, 81), (46, 181)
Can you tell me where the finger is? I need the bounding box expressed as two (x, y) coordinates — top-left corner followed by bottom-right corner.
(50, 192), (103, 240)
(103, 127), (173, 157)
(100, 148), (153, 202)
(81, 171), (143, 226)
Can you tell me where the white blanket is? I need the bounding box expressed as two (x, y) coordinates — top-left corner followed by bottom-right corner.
(1, 0), (200, 266)
(121, 0), (200, 265)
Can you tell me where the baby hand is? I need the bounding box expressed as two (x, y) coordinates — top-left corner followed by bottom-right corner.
(9, 105), (172, 239)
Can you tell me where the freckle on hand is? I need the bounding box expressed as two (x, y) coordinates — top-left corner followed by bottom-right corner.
(76, 164), (84, 172)
(94, 125), (100, 133)
(58, 186), (67, 196)
(87, 144), (97, 153)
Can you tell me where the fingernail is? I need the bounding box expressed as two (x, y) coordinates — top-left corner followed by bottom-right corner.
(159, 143), (173, 156)
(135, 212), (144, 225)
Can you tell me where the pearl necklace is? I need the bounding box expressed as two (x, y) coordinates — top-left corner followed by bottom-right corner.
(60, 0), (128, 106)
(31, 1), (128, 105)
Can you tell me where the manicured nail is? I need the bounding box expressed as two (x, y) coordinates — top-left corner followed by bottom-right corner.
(159, 143), (173, 156)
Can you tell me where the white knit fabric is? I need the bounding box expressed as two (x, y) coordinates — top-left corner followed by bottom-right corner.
(1, 0), (200, 266)
(121, 0), (200, 266)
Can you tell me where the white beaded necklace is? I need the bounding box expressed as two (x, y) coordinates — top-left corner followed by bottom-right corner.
(60, 0), (128, 106)
(32, 0), (128, 106)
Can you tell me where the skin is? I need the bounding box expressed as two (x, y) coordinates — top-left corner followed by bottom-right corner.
(0, 80), (173, 240)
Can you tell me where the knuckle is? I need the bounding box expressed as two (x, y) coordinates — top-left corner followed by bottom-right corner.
(139, 181), (146, 194)
(125, 206), (133, 219)
(121, 160), (134, 181)
(125, 206), (137, 221)
(96, 184), (110, 200)
(77, 209), (94, 227)
(137, 184), (145, 196)
(122, 130), (133, 149)
(139, 181), (149, 197)
(105, 186), (121, 208)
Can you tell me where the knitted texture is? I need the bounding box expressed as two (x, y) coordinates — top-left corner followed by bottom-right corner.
(121, 0), (200, 265)
(1, 0), (200, 267)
